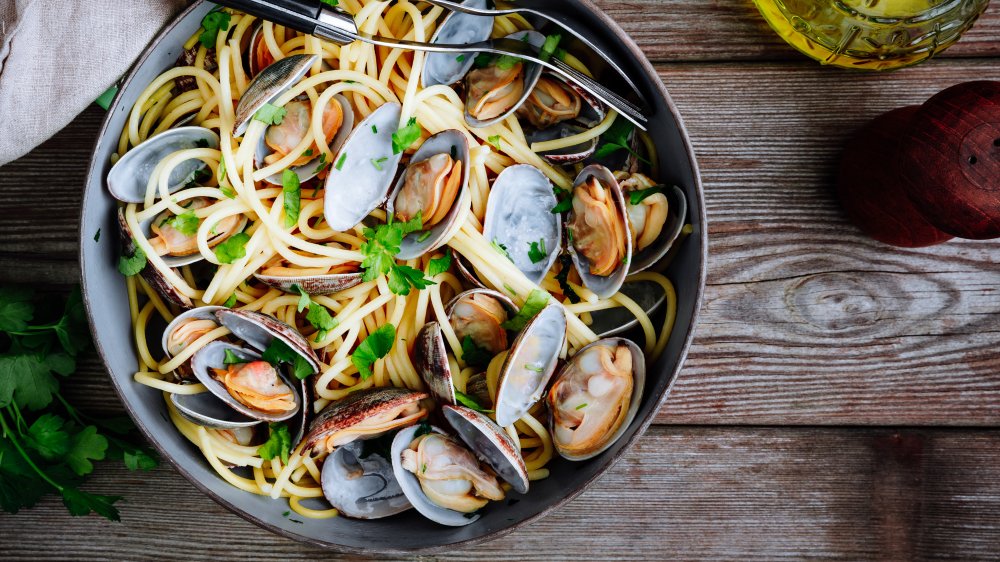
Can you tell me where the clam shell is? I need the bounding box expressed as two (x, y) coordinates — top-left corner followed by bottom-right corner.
(323, 102), (403, 231)
(413, 322), (456, 406)
(135, 208), (249, 269)
(386, 129), (471, 260)
(525, 122), (598, 165)
(116, 209), (193, 309)
(390, 424), (479, 526)
(548, 337), (645, 461)
(254, 94), (354, 185)
(301, 387), (429, 453)
(444, 288), (517, 318)
(169, 391), (260, 430)
(421, 0), (494, 87)
(464, 31), (546, 129)
(482, 165), (562, 285)
(160, 305), (224, 359)
(588, 280), (666, 337)
(566, 165), (632, 299)
(252, 271), (363, 295)
(189, 341), (302, 423)
(214, 309), (321, 372)
(442, 405), (529, 494)
(453, 251), (487, 290)
(628, 184), (689, 274)
(494, 301), (567, 427)
(321, 439), (412, 519)
(107, 126), (219, 204)
(234, 54), (317, 137)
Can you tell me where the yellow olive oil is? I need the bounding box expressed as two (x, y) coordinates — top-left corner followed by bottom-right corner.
(753, 0), (990, 70)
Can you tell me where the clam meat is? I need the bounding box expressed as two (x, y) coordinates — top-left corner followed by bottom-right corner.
(393, 152), (463, 228)
(517, 76), (582, 129)
(616, 172), (669, 253)
(449, 292), (509, 355)
(148, 197), (244, 257)
(263, 98), (343, 167)
(568, 176), (628, 276)
(211, 360), (297, 414)
(399, 431), (504, 513)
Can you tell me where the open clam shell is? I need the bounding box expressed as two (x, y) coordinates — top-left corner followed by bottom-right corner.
(413, 322), (456, 405)
(628, 184), (688, 274)
(253, 270), (363, 296)
(301, 387), (429, 453)
(390, 425), (481, 526)
(321, 439), (412, 519)
(116, 208), (193, 309)
(482, 165), (561, 285)
(566, 165), (632, 299)
(108, 126), (219, 204)
(214, 309), (321, 372)
(133, 205), (249, 269)
(587, 280), (667, 338)
(234, 54), (317, 137)
(254, 94), (354, 185)
(386, 129), (471, 260)
(160, 305), (224, 359)
(189, 341), (302, 423)
(464, 31), (546, 129)
(421, 0), (494, 87)
(526, 122), (598, 165)
(169, 391), (260, 430)
(547, 337), (645, 461)
(443, 405), (529, 494)
(494, 301), (567, 427)
(323, 102), (403, 231)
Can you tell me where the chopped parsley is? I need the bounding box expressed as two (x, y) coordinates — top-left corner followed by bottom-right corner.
(371, 156), (389, 171)
(540, 34), (562, 61)
(253, 103), (286, 126)
(213, 232), (250, 264)
(351, 324), (396, 379)
(224, 293), (238, 308)
(261, 338), (313, 380)
(314, 152), (330, 175)
(426, 249), (452, 278)
(593, 114), (650, 165)
(257, 423), (292, 463)
(456, 54), (466, 63)
(629, 185), (667, 205)
(93, 229), (100, 243)
(555, 254), (581, 304)
(117, 242), (146, 277)
(460, 335), (492, 369)
(371, 125), (378, 134)
(524, 363), (544, 373)
(487, 135), (502, 150)
(491, 239), (511, 260)
(527, 238), (547, 264)
(360, 214), (435, 296)
(282, 169), (300, 228)
(391, 118), (421, 155)
(334, 152), (347, 171)
(455, 390), (493, 413)
(320, 0), (339, 6)
(198, 10), (231, 48)
(575, 403), (588, 410)
(416, 230), (432, 243)
(223, 349), (247, 365)
(501, 289), (550, 331)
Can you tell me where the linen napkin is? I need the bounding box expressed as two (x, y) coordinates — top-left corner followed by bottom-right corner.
(0, 0), (189, 166)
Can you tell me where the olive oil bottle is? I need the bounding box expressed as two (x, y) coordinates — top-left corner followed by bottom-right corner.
(753, 0), (990, 70)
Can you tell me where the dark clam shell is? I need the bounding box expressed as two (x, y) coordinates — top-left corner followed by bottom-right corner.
(215, 309), (321, 372)
(443, 405), (529, 494)
(117, 208), (193, 309)
(301, 387), (428, 453)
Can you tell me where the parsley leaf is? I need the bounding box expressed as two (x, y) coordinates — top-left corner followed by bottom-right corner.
(0, 287), (33, 332)
(258, 423), (292, 463)
(224, 293), (238, 308)
(490, 239), (511, 260)
(93, 229), (101, 242)
(61, 488), (122, 521)
(487, 135), (502, 150)
(261, 339), (313, 380)
(167, 210), (199, 237)
(391, 118), (421, 155)
(117, 242), (146, 277)
(495, 53), (521, 70)
(594, 114), (651, 165)
(426, 249), (452, 278)
(388, 265), (435, 296)
(460, 335), (492, 369)
(282, 169), (301, 228)
(527, 238), (547, 264)
(0, 355), (59, 411)
(455, 390), (493, 413)
(293, 286), (338, 340)
(629, 185), (667, 205)
(320, 0), (340, 6)
(223, 349), (247, 365)
(253, 103), (286, 126)
(351, 325), (395, 379)
(360, 214), (431, 295)
(501, 290), (550, 331)
(334, 152), (347, 171)
(214, 232), (250, 264)
(123, 449), (158, 471)
(371, 156), (389, 171)
(198, 10), (231, 49)
(65, 426), (108, 476)
(25, 413), (70, 461)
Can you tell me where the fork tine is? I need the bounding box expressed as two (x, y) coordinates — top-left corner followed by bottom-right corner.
(551, 59), (644, 116)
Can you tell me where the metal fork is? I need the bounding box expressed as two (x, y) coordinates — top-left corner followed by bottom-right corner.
(315, 10), (650, 130)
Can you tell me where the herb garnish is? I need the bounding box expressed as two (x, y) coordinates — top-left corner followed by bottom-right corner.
(501, 290), (550, 331)
(575, 403), (587, 410)
(258, 423), (292, 463)
(391, 118), (421, 155)
(167, 210), (199, 237)
(223, 349), (247, 365)
(334, 152), (347, 171)
(360, 214), (435, 296)
(455, 390), (493, 413)
(282, 169), (301, 228)
(371, 156), (389, 171)
(460, 335), (492, 369)
(487, 135), (502, 150)
(213, 232), (250, 264)
(629, 185), (667, 205)
(540, 34), (562, 61)
(253, 103), (286, 126)
(292, 286), (338, 340)
(527, 238), (547, 264)
(117, 241), (146, 277)
(351, 325), (396, 379)
(555, 254), (581, 304)
(261, 339), (313, 380)
(426, 249), (452, 278)
(593, 114), (650, 164)
(224, 293), (238, 308)
(198, 10), (231, 48)
(491, 239), (511, 260)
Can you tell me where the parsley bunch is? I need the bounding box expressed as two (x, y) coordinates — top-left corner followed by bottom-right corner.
(0, 286), (158, 521)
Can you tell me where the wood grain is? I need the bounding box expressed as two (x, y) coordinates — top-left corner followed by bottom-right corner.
(1, 426), (998, 560)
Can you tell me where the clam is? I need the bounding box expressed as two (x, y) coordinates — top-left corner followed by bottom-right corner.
(494, 300), (567, 427)
(391, 425), (505, 526)
(116, 208), (193, 309)
(386, 129), (470, 259)
(482, 165), (561, 285)
(525, 122), (597, 165)
(254, 94), (354, 185)
(234, 54), (317, 137)
(323, 102), (404, 231)
(320, 439), (412, 519)
(143, 196), (248, 268)
(107, 126), (219, 204)
(520, 74), (605, 165)
(173, 308), (320, 428)
(443, 405), (529, 494)
(301, 387), (429, 454)
(421, 0), (494, 87)
(616, 173), (688, 274)
(161, 305), (225, 380)
(464, 31), (546, 128)
(413, 289), (516, 405)
(190, 341), (301, 422)
(253, 256), (363, 295)
(547, 338), (645, 461)
(565, 165), (632, 299)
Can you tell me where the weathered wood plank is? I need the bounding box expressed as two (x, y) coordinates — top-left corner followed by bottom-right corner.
(1, 426), (998, 560)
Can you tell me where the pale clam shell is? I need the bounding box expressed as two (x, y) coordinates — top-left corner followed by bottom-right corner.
(107, 126), (219, 204)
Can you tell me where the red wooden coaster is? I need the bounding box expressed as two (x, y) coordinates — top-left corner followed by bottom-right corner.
(900, 81), (1000, 240)
(838, 106), (953, 248)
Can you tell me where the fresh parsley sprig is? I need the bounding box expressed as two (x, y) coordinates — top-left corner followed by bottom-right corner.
(198, 10), (231, 49)
(0, 286), (158, 522)
(351, 325), (395, 379)
(593, 114), (651, 165)
(360, 214), (436, 296)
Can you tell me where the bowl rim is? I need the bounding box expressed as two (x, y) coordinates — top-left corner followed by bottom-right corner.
(79, 0), (707, 554)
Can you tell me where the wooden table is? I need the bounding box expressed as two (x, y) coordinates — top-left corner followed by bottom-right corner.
(2, 1), (999, 559)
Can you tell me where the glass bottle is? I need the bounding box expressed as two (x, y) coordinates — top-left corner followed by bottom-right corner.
(753, 0), (991, 70)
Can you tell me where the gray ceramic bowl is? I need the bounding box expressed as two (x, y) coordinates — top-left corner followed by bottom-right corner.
(80, 0), (705, 554)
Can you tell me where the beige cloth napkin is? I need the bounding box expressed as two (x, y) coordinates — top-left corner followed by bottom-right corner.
(0, 0), (188, 166)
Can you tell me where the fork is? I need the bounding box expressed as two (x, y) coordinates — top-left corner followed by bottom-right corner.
(211, 0), (649, 129)
(315, 9), (650, 130)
